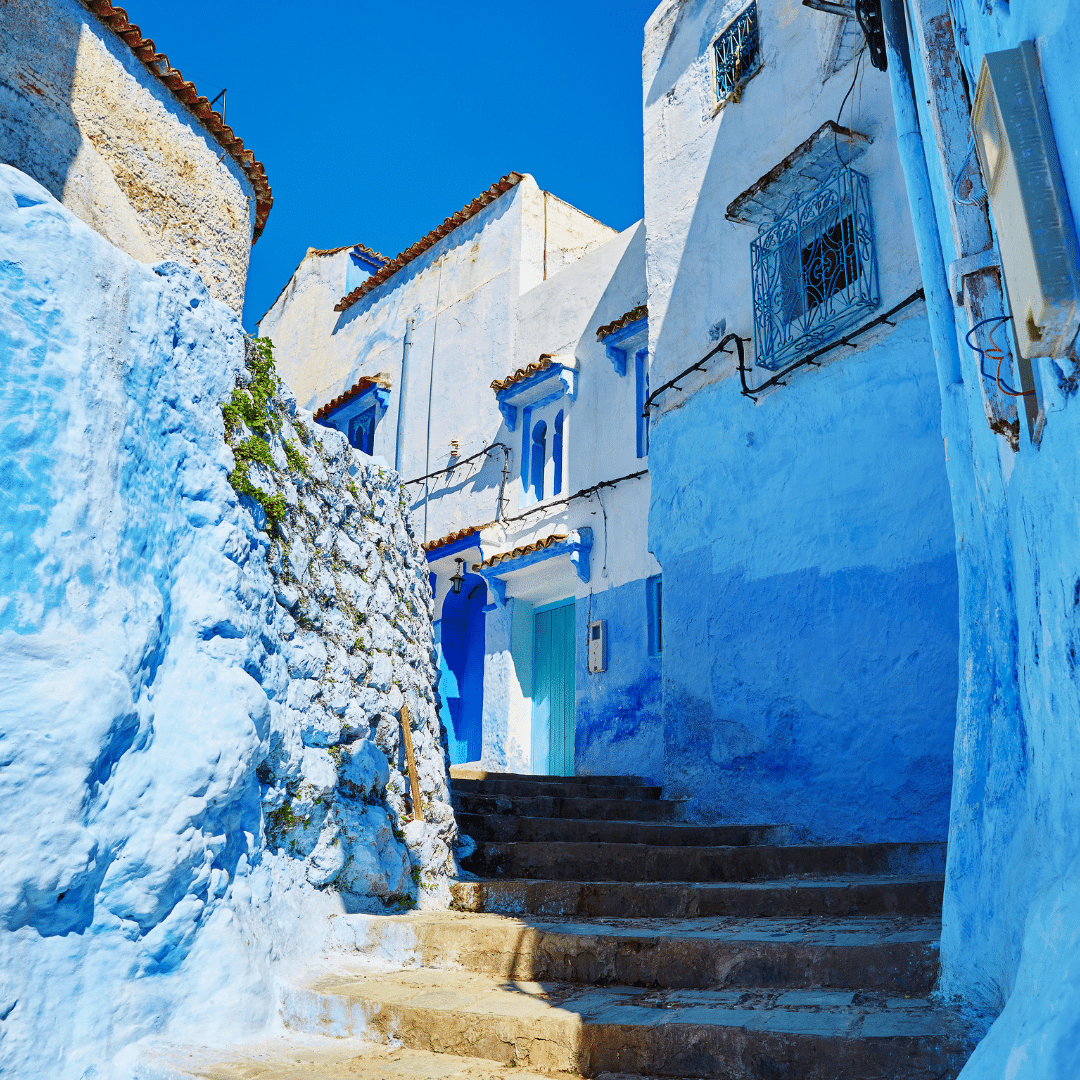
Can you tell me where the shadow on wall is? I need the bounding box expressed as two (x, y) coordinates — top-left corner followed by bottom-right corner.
(0, 3), (81, 200)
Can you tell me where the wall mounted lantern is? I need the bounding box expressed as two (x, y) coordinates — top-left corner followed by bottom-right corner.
(450, 559), (466, 596)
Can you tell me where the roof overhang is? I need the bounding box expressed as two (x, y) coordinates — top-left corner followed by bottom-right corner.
(725, 121), (871, 227)
(472, 529), (593, 607)
(492, 355), (577, 432)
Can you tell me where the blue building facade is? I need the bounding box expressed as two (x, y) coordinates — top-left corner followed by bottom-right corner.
(883, 1), (1080, 1073)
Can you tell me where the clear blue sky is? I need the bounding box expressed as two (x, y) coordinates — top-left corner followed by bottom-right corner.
(127, 1), (661, 330)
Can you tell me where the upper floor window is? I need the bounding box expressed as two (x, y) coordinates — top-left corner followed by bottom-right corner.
(552, 411), (564, 496)
(714, 2), (761, 105)
(751, 167), (880, 371)
(530, 420), (547, 503)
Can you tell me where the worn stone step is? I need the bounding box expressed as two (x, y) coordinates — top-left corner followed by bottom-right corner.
(457, 813), (786, 847)
(450, 766), (649, 787)
(452, 777), (663, 801)
(142, 1032), (560, 1080)
(450, 876), (945, 919)
(280, 964), (976, 1079)
(337, 910), (940, 993)
(463, 840), (947, 883)
(454, 791), (686, 822)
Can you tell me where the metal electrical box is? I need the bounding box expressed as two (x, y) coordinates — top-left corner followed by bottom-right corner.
(587, 620), (606, 673)
(972, 42), (1080, 358)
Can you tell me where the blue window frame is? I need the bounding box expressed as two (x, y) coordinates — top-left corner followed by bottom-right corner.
(530, 420), (547, 503)
(348, 406), (378, 455)
(553, 411), (564, 495)
(751, 167), (880, 371)
(635, 350), (649, 459)
(714, 2), (761, 105)
(646, 574), (662, 656)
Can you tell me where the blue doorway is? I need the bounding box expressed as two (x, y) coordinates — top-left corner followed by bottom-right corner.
(439, 574), (486, 764)
(531, 599), (576, 776)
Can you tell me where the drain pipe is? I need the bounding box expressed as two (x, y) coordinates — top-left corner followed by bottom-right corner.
(394, 318), (414, 474)
(878, 0), (963, 386)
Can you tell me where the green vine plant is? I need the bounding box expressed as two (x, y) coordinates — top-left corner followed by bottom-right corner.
(223, 336), (307, 535)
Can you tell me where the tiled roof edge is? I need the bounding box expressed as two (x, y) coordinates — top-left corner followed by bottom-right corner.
(490, 354), (556, 394)
(79, 1), (273, 242)
(596, 304), (648, 341)
(334, 173), (525, 313)
(474, 532), (569, 570)
(313, 372), (392, 422)
(422, 525), (491, 553)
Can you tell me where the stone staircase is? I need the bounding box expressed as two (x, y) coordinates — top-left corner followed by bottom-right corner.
(164, 772), (978, 1080)
(274, 771), (976, 1079)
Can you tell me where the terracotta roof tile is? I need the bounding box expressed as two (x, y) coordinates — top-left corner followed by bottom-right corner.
(422, 526), (489, 554)
(596, 304), (647, 341)
(80, 1), (273, 241)
(313, 371), (392, 422)
(310, 241), (389, 261)
(490, 354), (555, 394)
(334, 173), (525, 312)
(474, 533), (569, 570)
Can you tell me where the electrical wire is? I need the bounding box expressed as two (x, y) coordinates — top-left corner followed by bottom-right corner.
(834, 26), (865, 169)
(952, 139), (989, 208)
(965, 315), (1035, 397)
(594, 487), (609, 579)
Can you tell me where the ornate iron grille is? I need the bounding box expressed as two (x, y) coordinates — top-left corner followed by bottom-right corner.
(751, 167), (880, 371)
(714, 3), (761, 104)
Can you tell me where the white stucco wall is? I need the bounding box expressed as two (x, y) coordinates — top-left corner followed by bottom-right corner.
(0, 0), (258, 311)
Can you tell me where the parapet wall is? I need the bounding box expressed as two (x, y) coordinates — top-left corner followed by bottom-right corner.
(0, 0), (257, 311)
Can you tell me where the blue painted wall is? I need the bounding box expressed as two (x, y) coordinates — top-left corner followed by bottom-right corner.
(648, 313), (959, 841)
(898, 3), (1080, 1074)
(437, 572), (486, 764)
(575, 581), (663, 785)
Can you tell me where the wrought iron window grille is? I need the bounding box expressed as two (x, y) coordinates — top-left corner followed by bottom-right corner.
(751, 167), (880, 371)
(714, 2), (761, 105)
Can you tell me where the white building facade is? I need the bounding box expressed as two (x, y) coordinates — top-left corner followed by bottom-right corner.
(261, 175), (662, 779)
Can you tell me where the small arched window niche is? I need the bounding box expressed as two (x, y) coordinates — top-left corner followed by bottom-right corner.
(490, 354), (577, 509)
(314, 374), (392, 457)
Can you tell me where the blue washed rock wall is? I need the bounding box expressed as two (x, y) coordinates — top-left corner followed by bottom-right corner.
(574, 582), (663, 784)
(902, 2), (1080, 1074)
(648, 311), (960, 840)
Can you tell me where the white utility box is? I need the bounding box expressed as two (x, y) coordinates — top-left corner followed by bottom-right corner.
(587, 620), (606, 673)
(972, 42), (1080, 358)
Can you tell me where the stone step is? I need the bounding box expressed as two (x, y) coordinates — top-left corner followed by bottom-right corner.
(454, 791), (686, 822)
(451, 777), (663, 801)
(450, 766), (649, 787)
(463, 840), (947, 883)
(457, 812), (787, 847)
(143, 1033), (560, 1080)
(337, 910), (941, 993)
(450, 876), (945, 918)
(280, 964), (976, 1079)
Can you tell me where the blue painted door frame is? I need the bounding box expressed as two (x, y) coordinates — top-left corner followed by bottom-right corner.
(439, 573), (486, 764)
(532, 598), (576, 776)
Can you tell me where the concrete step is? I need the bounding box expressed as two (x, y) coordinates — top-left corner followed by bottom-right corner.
(338, 910), (941, 993)
(450, 766), (649, 787)
(450, 875), (945, 918)
(454, 791), (686, 822)
(457, 813), (787, 847)
(280, 963), (976, 1079)
(463, 840), (947, 883)
(452, 777), (663, 801)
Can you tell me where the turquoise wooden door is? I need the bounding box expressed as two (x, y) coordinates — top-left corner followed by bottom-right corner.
(532, 600), (576, 776)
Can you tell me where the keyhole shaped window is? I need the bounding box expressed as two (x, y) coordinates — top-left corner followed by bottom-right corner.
(348, 406), (377, 455)
(530, 420), (547, 503)
(552, 411), (564, 496)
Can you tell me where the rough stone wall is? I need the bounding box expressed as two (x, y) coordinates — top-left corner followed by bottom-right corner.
(226, 345), (458, 906)
(0, 0), (255, 311)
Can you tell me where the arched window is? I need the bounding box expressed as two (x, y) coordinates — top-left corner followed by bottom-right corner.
(531, 420), (547, 502)
(552, 411), (564, 496)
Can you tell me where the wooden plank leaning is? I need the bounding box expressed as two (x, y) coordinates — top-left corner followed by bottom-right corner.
(399, 703), (424, 822)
